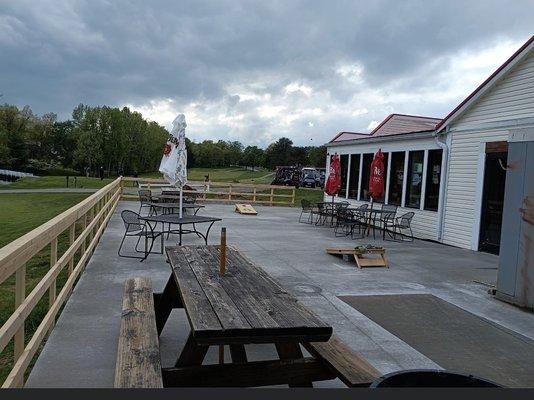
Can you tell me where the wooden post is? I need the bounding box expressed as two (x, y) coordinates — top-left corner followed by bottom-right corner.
(81, 214), (87, 259)
(219, 227), (227, 365)
(253, 187), (257, 203)
(291, 187), (295, 205)
(68, 223), (75, 276)
(14, 264), (26, 377)
(228, 184), (232, 201)
(219, 228), (226, 276)
(49, 237), (58, 334)
(270, 188), (274, 206)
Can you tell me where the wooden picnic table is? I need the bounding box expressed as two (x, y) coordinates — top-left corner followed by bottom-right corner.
(154, 245), (335, 387)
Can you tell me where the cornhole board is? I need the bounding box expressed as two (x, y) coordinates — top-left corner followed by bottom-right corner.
(235, 203), (258, 215)
(326, 247), (388, 268)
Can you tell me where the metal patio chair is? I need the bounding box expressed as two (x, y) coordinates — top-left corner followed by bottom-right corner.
(138, 189), (153, 215)
(334, 209), (364, 239)
(385, 211), (415, 242)
(118, 210), (163, 259)
(379, 204), (398, 239)
(299, 199), (315, 224)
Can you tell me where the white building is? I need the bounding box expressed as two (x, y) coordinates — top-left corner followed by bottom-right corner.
(325, 35), (534, 254)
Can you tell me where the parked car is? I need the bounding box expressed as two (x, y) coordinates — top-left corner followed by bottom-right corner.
(300, 168), (320, 188)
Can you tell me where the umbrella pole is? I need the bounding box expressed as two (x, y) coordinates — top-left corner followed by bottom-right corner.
(179, 186), (183, 219)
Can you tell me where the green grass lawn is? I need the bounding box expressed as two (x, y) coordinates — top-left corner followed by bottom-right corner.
(0, 193), (90, 385)
(0, 176), (114, 190)
(141, 167), (274, 183)
(294, 188), (324, 206)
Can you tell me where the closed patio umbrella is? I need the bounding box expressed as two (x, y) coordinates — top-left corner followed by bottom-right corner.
(369, 149), (385, 208)
(325, 153), (342, 210)
(159, 114), (188, 218)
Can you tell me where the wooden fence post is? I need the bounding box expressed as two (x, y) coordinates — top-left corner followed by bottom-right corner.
(14, 264), (26, 370)
(228, 184), (232, 201)
(291, 187), (296, 205)
(68, 223), (75, 276)
(48, 237), (58, 334)
(270, 188), (274, 206)
(253, 187), (257, 202)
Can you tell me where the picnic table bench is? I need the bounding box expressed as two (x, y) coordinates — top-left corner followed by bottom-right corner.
(115, 245), (381, 388)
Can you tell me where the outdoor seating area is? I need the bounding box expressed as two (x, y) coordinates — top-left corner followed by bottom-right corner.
(118, 190), (222, 260)
(300, 199), (414, 242)
(22, 201), (534, 389)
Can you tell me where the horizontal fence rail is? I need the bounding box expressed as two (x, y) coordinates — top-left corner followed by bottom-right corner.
(0, 177), (122, 388)
(122, 177), (296, 206)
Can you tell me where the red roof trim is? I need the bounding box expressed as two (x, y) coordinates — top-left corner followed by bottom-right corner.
(436, 35), (534, 131)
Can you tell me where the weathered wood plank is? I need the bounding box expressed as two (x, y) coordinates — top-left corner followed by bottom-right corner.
(226, 248), (331, 331)
(181, 246), (251, 331)
(114, 277), (163, 388)
(166, 247), (222, 336)
(303, 335), (381, 387)
(162, 358), (334, 387)
(175, 332), (209, 367)
(276, 342), (313, 387)
(154, 274), (183, 334)
(167, 245), (332, 344)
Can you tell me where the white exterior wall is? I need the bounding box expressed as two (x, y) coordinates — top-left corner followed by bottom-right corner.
(326, 136), (440, 241)
(442, 129), (508, 249)
(453, 50), (534, 130)
(442, 48), (534, 250)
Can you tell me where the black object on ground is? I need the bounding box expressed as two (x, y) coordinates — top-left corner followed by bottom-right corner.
(370, 369), (502, 388)
(339, 294), (534, 387)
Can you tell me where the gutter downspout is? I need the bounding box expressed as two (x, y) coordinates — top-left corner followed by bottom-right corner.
(434, 127), (450, 242)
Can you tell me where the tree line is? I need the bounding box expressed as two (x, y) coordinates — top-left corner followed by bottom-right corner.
(0, 103), (327, 176)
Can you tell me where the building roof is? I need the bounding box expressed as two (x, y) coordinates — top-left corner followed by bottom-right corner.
(370, 114), (442, 137)
(329, 113), (442, 145)
(330, 131), (371, 142)
(436, 35), (534, 132)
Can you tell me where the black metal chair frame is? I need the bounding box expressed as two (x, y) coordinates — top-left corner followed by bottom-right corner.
(334, 209), (364, 239)
(299, 199), (315, 224)
(378, 204), (398, 240)
(138, 189), (153, 215)
(118, 210), (164, 260)
(384, 211), (415, 242)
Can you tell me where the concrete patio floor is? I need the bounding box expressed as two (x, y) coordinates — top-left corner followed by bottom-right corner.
(26, 201), (534, 388)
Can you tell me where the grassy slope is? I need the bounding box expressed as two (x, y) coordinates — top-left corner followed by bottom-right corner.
(141, 167), (274, 183)
(0, 193), (90, 384)
(0, 176), (114, 190)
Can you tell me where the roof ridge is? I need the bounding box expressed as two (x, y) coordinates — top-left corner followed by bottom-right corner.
(436, 34), (534, 131)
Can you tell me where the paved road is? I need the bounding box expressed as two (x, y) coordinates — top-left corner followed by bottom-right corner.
(0, 188), (99, 194)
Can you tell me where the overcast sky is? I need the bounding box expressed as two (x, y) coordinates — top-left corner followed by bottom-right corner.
(1, 1), (533, 147)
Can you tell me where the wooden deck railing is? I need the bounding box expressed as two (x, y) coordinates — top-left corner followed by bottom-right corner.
(0, 177), (122, 388)
(121, 177), (296, 206)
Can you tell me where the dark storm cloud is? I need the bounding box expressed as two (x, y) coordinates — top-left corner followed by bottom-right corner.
(0, 0), (532, 145)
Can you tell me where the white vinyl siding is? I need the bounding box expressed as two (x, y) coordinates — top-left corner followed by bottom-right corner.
(442, 129), (508, 249)
(454, 50), (534, 130)
(442, 47), (534, 250)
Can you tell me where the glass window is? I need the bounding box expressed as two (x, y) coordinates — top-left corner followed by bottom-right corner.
(360, 153), (374, 201)
(388, 152), (405, 205)
(348, 154), (360, 199)
(338, 154), (349, 197)
(424, 149), (442, 211)
(406, 150), (424, 208)
(375, 153), (389, 203)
